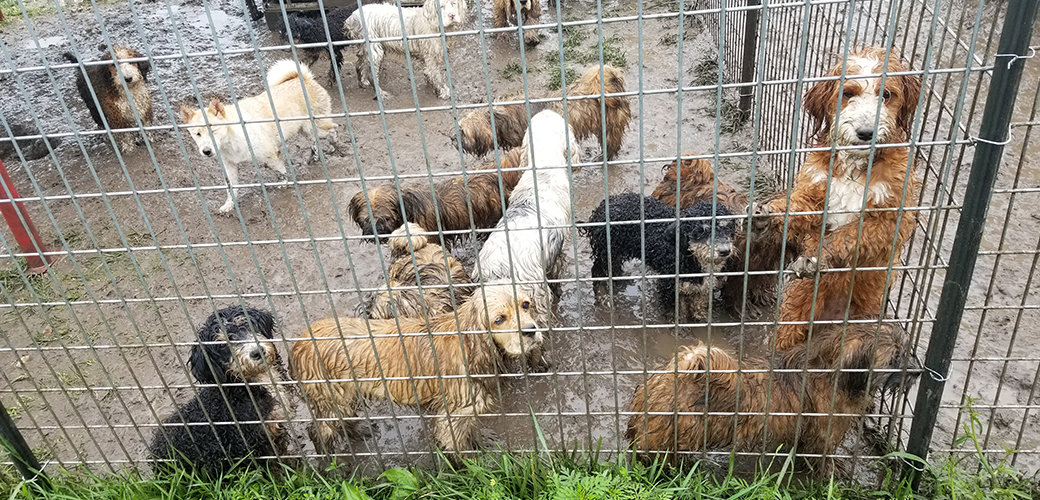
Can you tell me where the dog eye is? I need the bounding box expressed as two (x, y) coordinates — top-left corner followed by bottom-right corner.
(842, 90), (855, 100)
(882, 90), (892, 100)
(521, 301), (530, 310)
(494, 315), (506, 325)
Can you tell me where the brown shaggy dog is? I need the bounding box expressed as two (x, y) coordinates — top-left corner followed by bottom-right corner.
(63, 45), (152, 152)
(357, 222), (475, 319)
(454, 65), (631, 160)
(625, 322), (920, 469)
(292, 283), (542, 453)
(349, 147), (526, 240)
(651, 157), (793, 319)
(493, 0), (541, 45)
(754, 47), (922, 350)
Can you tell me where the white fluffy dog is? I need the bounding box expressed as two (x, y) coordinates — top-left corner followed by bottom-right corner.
(180, 60), (336, 215)
(473, 110), (580, 336)
(344, 0), (464, 100)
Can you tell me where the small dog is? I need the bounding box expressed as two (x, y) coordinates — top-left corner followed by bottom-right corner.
(348, 146), (526, 241)
(0, 123), (62, 161)
(63, 45), (152, 152)
(473, 110), (580, 333)
(278, 6), (359, 78)
(148, 306), (293, 476)
(292, 283), (542, 454)
(454, 65), (631, 160)
(652, 157), (794, 319)
(625, 321), (920, 471)
(180, 59), (337, 215)
(584, 193), (736, 321)
(493, 0), (542, 45)
(345, 0), (463, 100)
(753, 47), (922, 350)
(357, 222), (475, 319)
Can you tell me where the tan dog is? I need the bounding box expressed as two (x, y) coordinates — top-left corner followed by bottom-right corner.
(493, 0), (541, 45)
(180, 59), (337, 214)
(292, 283), (542, 454)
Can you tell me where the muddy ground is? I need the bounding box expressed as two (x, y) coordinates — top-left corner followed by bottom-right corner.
(0, 0), (1036, 480)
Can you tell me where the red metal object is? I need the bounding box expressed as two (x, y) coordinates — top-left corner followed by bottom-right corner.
(0, 159), (56, 273)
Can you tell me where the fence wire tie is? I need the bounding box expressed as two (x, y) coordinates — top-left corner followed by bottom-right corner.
(925, 365), (948, 383)
(969, 125), (1013, 147)
(994, 46), (1036, 69)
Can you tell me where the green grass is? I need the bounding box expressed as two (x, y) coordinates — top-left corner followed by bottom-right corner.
(0, 0), (53, 23)
(547, 67), (579, 92)
(501, 62), (524, 82)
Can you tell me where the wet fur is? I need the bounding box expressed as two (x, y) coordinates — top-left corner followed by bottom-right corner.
(63, 45), (152, 152)
(278, 6), (359, 78)
(493, 0), (541, 45)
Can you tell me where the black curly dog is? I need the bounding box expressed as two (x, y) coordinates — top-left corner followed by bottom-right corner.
(583, 193), (736, 320)
(277, 5), (359, 78)
(148, 305), (293, 476)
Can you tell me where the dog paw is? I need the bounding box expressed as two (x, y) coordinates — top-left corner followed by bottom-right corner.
(789, 255), (825, 278)
(436, 86), (451, 100)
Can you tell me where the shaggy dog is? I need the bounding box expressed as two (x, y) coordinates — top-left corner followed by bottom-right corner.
(652, 157), (794, 319)
(625, 321), (920, 471)
(357, 222), (475, 319)
(0, 123), (61, 161)
(291, 283), (542, 454)
(278, 5), (359, 78)
(493, 0), (541, 45)
(473, 110), (580, 337)
(345, 0), (464, 100)
(180, 59), (337, 215)
(583, 193), (736, 321)
(753, 47), (922, 350)
(454, 65), (631, 160)
(63, 45), (152, 152)
(148, 306), (293, 476)
(348, 146), (526, 241)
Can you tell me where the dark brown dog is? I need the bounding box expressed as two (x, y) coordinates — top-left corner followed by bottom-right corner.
(493, 0), (541, 45)
(651, 157), (793, 318)
(63, 45), (152, 152)
(625, 321), (919, 471)
(454, 65), (631, 160)
(349, 147), (526, 241)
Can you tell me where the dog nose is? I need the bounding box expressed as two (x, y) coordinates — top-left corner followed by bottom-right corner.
(202, 147), (214, 156)
(521, 324), (538, 338)
(124, 76), (134, 84)
(718, 247), (731, 258)
(855, 128), (874, 142)
(250, 347), (264, 361)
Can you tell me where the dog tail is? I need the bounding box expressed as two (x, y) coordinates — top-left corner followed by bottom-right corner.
(266, 59), (317, 87)
(62, 52), (79, 64)
(388, 222), (430, 258)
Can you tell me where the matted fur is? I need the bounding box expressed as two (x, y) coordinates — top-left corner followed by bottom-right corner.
(291, 283), (542, 453)
(180, 59), (337, 215)
(279, 6), (359, 78)
(358, 222), (475, 319)
(348, 146), (527, 241)
(63, 45), (152, 152)
(755, 47), (922, 350)
(345, 0), (463, 100)
(454, 65), (631, 160)
(625, 322), (920, 470)
(493, 0), (541, 45)
(651, 157), (794, 319)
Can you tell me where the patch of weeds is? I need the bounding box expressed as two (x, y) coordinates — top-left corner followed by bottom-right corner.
(0, 0), (53, 23)
(547, 67), (579, 92)
(561, 24), (589, 49)
(600, 34), (628, 68)
(501, 61), (523, 81)
(659, 32), (679, 46)
(56, 371), (78, 387)
(737, 166), (781, 203)
(691, 58), (721, 87)
(32, 323), (77, 346)
(0, 258), (47, 294)
(103, 251), (127, 265)
(61, 228), (84, 248)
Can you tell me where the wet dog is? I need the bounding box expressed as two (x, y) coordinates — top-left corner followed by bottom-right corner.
(63, 45), (152, 152)
(148, 306), (293, 476)
(753, 47), (922, 350)
(292, 283), (542, 454)
(583, 193), (735, 321)
(278, 6), (359, 78)
(180, 59), (337, 215)
(357, 222), (475, 319)
(652, 156), (794, 319)
(454, 65), (631, 160)
(493, 0), (541, 45)
(625, 322), (920, 471)
(348, 146), (526, 242)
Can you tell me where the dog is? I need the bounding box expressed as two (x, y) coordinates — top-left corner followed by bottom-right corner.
(348, 146), (526, 242)
(753, 47), (922, 350)
(0, 123), (62, 161)
(473, 110), (579, 337)
(180, 59), (337, 215)
(278, 6), (359, 79)
(625, 321), (920, 472)
(583, 193), (736, 321)
(493, 0), (541, 45)
(454, 65), (631, 160)
(357, 222), (475, 319)
(63, 45), (152, 152)
(292, 282), (542, 454)
(652, 156), (794, 319)
(345, 0), (464, 100)
(148, 306), (293, 476)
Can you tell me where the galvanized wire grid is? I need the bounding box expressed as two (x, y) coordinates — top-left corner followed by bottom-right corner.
(0, 0), (1035, 479)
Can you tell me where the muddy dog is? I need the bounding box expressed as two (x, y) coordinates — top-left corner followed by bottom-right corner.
(63, 45), (152, 152)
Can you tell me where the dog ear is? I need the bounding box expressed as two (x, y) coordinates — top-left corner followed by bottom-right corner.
(188, 342), (226, 384)
(208, 98), (226, 118)
(247, 308), (276, 339)
(897, 72), (922, 138)
(138, 58), (151, 82)
(803, 76), (838, 144)
(838, 347), (875, 399)
(179, 104), (195, 123)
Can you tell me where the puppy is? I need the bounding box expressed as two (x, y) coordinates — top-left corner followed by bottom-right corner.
(148, 306), (293, 476)
(493, 0), (542, 45)
(584, 193), (735, 321)
(455, 65), (631, 160)
(279, 6), (359, 78)
(180, 59), (337, 215)
(63, 45), (152, 152)
(626, 321), (920, 471)
(348, 146), (526, 241)
(357, 222), (475, 319)
(754, 47), (922, 350)
(292, 283), (542, 454)
(473, 110), (580, 334)
(0, 123), (62, 161)
(652, 156), (794, 319)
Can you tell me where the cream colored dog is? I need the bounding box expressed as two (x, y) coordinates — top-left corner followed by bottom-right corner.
(180, 59), (337, 214)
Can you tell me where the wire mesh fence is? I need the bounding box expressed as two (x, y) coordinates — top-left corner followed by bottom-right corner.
(0, 0), (1036, 484)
